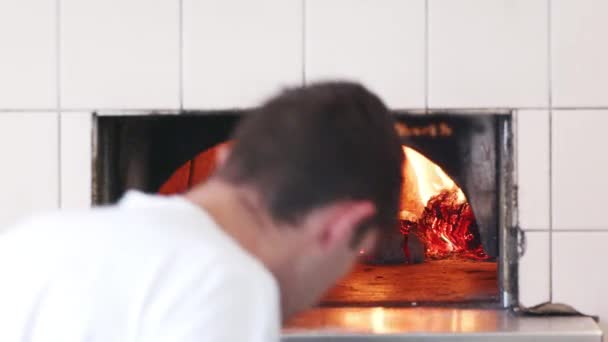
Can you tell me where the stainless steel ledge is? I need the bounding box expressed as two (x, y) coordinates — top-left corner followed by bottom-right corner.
(282, 307), (602, 342)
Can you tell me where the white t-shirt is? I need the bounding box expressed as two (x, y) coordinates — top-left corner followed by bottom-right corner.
(0, 191), (280, 342)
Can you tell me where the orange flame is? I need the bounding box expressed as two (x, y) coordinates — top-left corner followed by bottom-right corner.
(400, 146), (486, 261)
(401, 146), (465, 218)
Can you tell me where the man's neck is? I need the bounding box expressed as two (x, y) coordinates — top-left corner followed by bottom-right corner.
(185, 181), (299, 320)
(186, 181), (265, 255)
(184, 180), (319, 322)
(184, 180), (294, 285)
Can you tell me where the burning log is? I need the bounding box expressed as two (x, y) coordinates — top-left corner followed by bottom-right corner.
(403, 189), (488, 261)
(367, 189), (488, 264)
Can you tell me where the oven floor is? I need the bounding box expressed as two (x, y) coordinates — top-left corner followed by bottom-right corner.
(320, 258), (498, 306)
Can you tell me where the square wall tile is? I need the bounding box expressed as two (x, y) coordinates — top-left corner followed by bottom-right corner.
(428, 0), (548, 108)
(306, 0), (425, 109)
(518, 231), (550, 307)
(60, 0), (179, 109)
(0, 0), (56, 109)
(0, 113), (58, 230)
(517, 110), (550, 230)
(552, 110), (608, 230)
(183, 0), (302, 109)
(552, 0), (608, 107)
(553, 232), (608, 323)
(60, 113), (92, 209)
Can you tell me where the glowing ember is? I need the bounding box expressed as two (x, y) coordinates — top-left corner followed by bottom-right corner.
(401, 190), (487, 260)
(400, 146), (487, 262)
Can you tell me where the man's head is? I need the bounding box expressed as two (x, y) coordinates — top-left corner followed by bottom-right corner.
(210, 82), (403, 316)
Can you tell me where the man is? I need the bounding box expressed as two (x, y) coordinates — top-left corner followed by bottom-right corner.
(0, 82), (404, 341)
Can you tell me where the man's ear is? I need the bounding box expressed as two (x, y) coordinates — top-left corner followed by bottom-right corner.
(317, 201), (376, 252)
(215, 142), (232, 168)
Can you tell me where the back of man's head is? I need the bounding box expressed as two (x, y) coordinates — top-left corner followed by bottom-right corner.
(217, 81), (404, 240)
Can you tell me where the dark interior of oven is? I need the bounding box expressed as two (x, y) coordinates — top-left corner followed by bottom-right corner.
(94, 112), (514, 312)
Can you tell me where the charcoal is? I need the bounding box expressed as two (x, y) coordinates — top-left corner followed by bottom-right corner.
(416, 189), (487, 260)
(366, 189), (488, 265)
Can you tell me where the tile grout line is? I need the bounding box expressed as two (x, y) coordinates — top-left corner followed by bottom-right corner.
(4, 106), (608, 113)
(517, 229), (608, 233)
(57, 113), (62, 208)
(553, 229), (608, 233)
(56, 0), (62, 210)
(513, 109), (519, 229)
(178, 0), (184, 110)
(424, 0), (429, 113)
(301, 0), (307, 86)
(547, 0), (554, 303)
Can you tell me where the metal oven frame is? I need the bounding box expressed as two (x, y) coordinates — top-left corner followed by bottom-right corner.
(92, 110), (519, 309)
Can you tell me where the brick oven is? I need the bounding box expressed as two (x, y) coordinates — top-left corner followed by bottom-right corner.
(92, 111), (531, 333)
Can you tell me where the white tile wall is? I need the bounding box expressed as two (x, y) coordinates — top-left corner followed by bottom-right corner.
(60, 113), (92, 209)
(183, 0), (302, 109)
(305, 0), (425, 109)
(518, 231), (550, 307)
(553, 232), (608, 333)
(2, 0), (608, 333)
(60, 0), (180, 109)
(0, 113), (58, 230)
(428, 0), (548, 108)
(552, 0), (608, 107)
(517, 110), (550, 230)
(552, 110), (608, 230)
(0, 0), (56, 109)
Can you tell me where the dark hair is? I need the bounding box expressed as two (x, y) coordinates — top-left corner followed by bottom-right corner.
(217, 81), (404, 244)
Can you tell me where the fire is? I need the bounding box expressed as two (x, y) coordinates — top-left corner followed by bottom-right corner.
(402, 147), (465, 210)
(400, 146), (487, 261)
(159, 142), (487, 263)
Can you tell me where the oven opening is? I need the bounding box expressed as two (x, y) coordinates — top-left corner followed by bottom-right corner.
(154, 136), (498, 306)
(94, 111), (515, 329)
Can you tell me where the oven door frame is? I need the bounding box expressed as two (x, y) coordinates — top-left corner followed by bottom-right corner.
(92, 110), (519, 309)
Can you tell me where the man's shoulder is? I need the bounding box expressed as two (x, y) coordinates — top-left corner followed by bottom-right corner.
(191, 233), (278, 294)
(215, 248), (277, 288)
(136, 238), (281, 341)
